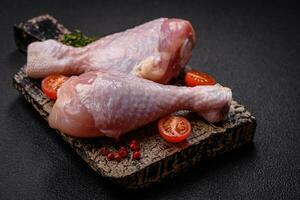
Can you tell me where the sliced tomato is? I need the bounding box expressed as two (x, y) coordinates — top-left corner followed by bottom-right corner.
(185, 70), (216, 87)
(41, 74), (69, 100)
(158, 116), (191, 143)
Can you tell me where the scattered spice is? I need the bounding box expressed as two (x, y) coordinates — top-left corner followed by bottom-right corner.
(119, 147), (127, 152)
(114, 153), (122, 162)
(107, 153), (115, 161)
(130, 139), (139, 151)
(99, 140), (142, 162)
(133, 151), (141, 160)
(130, 139), (137, 144)
(118, 149), (128, 158)
(130, 143), (140, 151)
(99, 147), (109, 156)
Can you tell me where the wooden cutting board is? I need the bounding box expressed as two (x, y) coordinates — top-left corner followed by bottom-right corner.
(13, 14), (256, 189)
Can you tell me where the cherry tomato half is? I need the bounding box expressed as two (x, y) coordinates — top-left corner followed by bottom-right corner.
(158, 116), (191, 143)
(41, 74), (69, 100)
(185, 70), (216, 87)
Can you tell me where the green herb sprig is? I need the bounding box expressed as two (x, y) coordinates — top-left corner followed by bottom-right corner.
(62, 29), (97, 47)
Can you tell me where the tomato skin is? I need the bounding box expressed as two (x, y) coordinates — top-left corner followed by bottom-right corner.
(185, 70), (216, 87)
(41, 74), (68, 100)
(158, 116), (191, 143)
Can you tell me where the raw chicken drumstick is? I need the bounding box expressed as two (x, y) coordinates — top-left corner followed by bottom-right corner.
(48, 71), (232, 138)
(26, 18), (195, 84)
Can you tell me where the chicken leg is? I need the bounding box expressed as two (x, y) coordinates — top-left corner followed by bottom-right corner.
(26, 18), (195, 84)
(49, 71), (232, 138)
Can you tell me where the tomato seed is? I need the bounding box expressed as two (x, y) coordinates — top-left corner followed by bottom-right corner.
(133, 151), (141, 160)
(114, 153), (122, 162)
(119, 150), (128, 158)
(119, 147), (127, 152)
(107, 153), (115, 160)
(130, 143), (140, 151)
(99, 147), (109, 156)
(130, 139), (137, 144)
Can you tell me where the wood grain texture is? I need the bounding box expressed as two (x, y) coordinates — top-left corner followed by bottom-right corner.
(13, 68), (256, 189)
(13, 14), (70, 52)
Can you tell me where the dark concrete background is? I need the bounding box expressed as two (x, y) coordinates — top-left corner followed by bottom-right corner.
(0, 0), (299, 199)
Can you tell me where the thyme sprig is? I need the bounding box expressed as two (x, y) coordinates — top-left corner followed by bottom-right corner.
(62, 29), (97, 47)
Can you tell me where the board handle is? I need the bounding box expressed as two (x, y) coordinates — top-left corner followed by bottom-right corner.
(13, 14), (70, 53)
